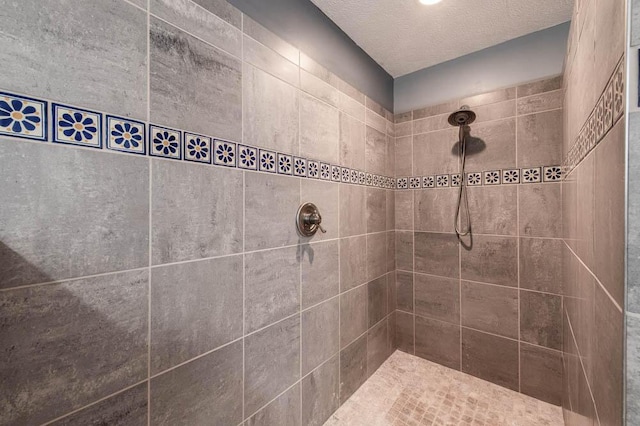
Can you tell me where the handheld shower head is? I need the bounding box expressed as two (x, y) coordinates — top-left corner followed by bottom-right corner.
(448, 105), (476, 127)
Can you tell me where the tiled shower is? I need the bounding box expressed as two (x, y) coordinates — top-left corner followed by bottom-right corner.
(0, 0), (634, 425)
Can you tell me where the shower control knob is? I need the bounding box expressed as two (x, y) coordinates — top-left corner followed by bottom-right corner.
(296, 202), (326, 236)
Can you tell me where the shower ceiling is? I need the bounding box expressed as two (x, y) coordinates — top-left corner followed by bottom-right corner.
(310, 0), (573, 77)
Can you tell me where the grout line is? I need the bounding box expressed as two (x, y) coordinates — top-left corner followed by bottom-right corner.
(146, 2), (152, 421)
(241, 18), (246, 421)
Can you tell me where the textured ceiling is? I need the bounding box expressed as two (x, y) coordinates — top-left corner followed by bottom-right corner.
(310, 0), (573, 77)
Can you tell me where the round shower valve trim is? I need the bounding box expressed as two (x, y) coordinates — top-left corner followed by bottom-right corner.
(296, 202), (326, 237)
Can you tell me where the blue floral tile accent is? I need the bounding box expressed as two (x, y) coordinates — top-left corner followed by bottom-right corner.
(238, 144), (258, 170)
(183, 133), (212, 164)
(320, 163), (331, 180)
(358, 171), (366, 185)
(308, 161), (319, 179)
(331, 165), (341, 182)
(278, 153), (293, 175)
(423, 176), (435, 188)
(0, 92), (47, 141)
(451, 173), (461, 187)
(484, 170), (500, 185)
(53, 104), (101, 148)
(543, 166), (562, 182)
(213, 139), (236, 167)
(106, 115), (145, 155)
(350, 169), (358, 184)
(150, 125), (181, 160)
(466, 172), (481, 186)
(366, 173), (373, 186)
(502, 169), (520, 184)
(397, 177), (408, 189)
(522, 167), (541, 183)
(436, 174), (449, 187)
(259, 149), (276, 173)
(341, 167), (350, 183)
(293, 157), (307, 177)
(409, 177), (420, 189)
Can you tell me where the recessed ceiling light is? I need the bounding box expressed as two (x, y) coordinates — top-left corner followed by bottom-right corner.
(419, 0), (442, 4)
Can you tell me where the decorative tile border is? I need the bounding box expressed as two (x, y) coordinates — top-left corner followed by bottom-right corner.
(0, 89), (399, 189)
(563, 56), (625, 174)
(395, 165), (561, 190)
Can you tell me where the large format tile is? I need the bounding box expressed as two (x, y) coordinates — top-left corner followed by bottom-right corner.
(245, 316), (301, 416)
(414, 274), (459, 324)
(243, 15), (298, 64)
(0, 271), (148, 425)
(626, 314), (640, 425)
(339, 334), (368, 404)
(150, 256), (243, 373)
(246, 384), (300, 426)
(302, 355), (339, 426)
(245, 246), (300, 333)
(413, 129), (459, 176)
(460, 235), (517, 286)
(519, 238), (563, 294)
(301, 69), (339, 107)
(150, 17), (242, 141)
(367, 188), (387, 233)
(367, 318), (391, 375)
(243, 63), (299, 153)
(630, 113), (640, 313)
(461, 87), (515, 107)
(193, 0), (241, 28)
(152, 159), (242, 264)
(339, 184), (366, 237)
(516, 90), (563, 115)
(243, 35), (299, 86)
(339, 112), (365, 170)
(51, 383), (147, 426)
(461, 328), (519, 391)
(0, 141), (149, 288)
(395, 190), (413, 230)
(520, 291), (562, 350)
(394, 136), (413, 177)
(394, 311), (415, 354)
(415, 316), (461, 370)
(340, 285), (368, 348)
(150, 341), (243, 425)
(301, 240), (339, 309)
(594, 119), (625, 306)
(300, 93), (339, 163)
(465, 185), (517, 236)
(519, 183), (561, 237)
(461, 281), (518, 339)
(367, 232), (387, 281)
(414, 188), (458, 233)
(0, 0), (147, 119)
(368, 275), (389, 327)
(520, 343), (562, 406)
(302, 299), (339, 375)
(517, 109), (563, 168)
(150, 0), (241, 56)
(464, 118), (516, 172)
(340, 236), (367, 291)
(414, 232), (459, 278)
(245, 172), (299, 250)
(396, 271), (414, 313)
(396, 231), (414, 272)
(365, 126), (387, 175)
(516, 75), (562, 97)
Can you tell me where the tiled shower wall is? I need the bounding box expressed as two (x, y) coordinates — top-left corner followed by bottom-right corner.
(0, 1), (398, 425)
(561, 0), (626, 425)
(391, 77), (566, 405)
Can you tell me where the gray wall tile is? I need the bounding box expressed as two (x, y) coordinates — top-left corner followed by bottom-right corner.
(339, 112), (365, 170)
(1, 271), (148, 425)
(151, 341), (243, 425)
(414, 274), (459, 324)
(414, 188), (457, 233)
(340, 236), (367, 292)
(300, 93), (339, 163)
(461, 235), (517, 287)
(194, 0), (241, 27)
(246, 383), (300, 426)
(150, 17), (242, 141)
(245, 172), (299, 251)
(366, 188), (387, 233)
(414, 232), (459, 278)
(415, 316), (460, 370)
(150, 0), (242, 57)
(339, 334), (367, 404)
(366, 232), (387, 280)
(396, 231), (414, 272)
(367, 275), (389, 327)
(395, 190), (413, 230)
(396, 271), (414, 313)
(464, 118), (517, 173)
(520, 343), (562, 405)
(460, 87), (515, 108)
(243, 35), (299, 86)
(302, 298), (339, 375)
(243, 63), (299, 153)
(302, 355), (339, 426)
(516, 90), (563, 115)
(339, 184), (366, 237)
(516, 75), (562, 97)
(517, 109), (563, 168)
(365, 126), (387, 175)
(394, 311), (415, 354)
(519, 238), (563, 294)
(0, 0), (147, 119)
(301, 69), (339, 107)
(395, 136), (413, 177)
(367, 318), (391, 375)
(466, 186), (517, 236)
(626, 314), (640, 425)
(340, 285), (367, 349)
(462, 328), (519, 391)
(51, 383), (147, 426)
(519, 183), (561, 237)
(243, 15), (299, 64)
(413, 129), (459, 176)
(152, 159), (242, 264)
(520, 291), (562, 350)
(244, 315), (300, 416)
(461, 281), (518, 339)
(150, 255), (243, 374)
(0, 141), (149, 289)
(301, 240), (339, 309)
(245, 246), (300, 333)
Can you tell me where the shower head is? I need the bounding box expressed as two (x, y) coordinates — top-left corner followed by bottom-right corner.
(448, 106), (476, 126)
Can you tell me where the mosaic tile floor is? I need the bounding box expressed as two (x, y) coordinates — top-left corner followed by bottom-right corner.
(325, 351), (564, 426)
